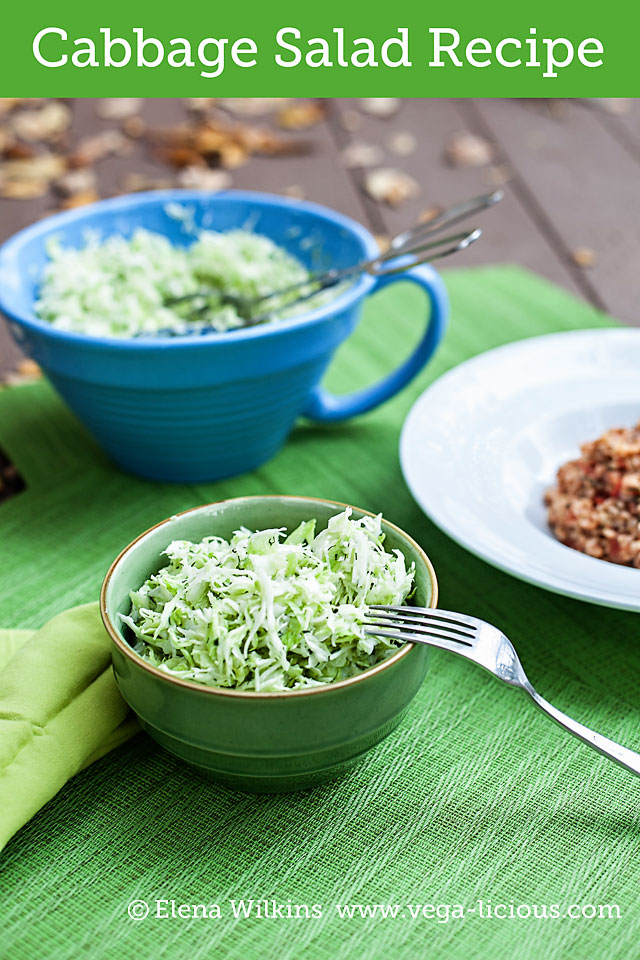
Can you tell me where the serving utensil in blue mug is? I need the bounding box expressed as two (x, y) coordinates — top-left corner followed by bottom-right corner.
(0, 190), (483, 483)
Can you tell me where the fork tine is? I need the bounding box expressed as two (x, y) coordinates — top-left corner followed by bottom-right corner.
(365, 627), (474, 656)
(389, 189), (503, 252)
(370, 605), (480, 632)
(365, 619), (474, 647)
(368, 610), (476, 640)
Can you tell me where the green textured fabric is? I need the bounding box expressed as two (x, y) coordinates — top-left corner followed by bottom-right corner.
(1, 266), (639, 960)
(0, 604), (138, 850)
(0, 628), (31, 669)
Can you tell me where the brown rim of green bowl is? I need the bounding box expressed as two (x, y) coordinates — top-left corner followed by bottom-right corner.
(100, 494), (438, 700)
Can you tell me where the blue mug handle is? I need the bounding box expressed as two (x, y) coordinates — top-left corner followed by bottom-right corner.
(303, 264), (449, 422)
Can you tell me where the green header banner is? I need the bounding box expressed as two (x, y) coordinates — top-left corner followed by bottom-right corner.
(1, 0), (637, 97)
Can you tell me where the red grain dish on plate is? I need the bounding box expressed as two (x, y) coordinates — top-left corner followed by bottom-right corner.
(545, 423), (640, 568)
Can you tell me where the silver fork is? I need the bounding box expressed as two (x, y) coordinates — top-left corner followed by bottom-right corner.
(166, 188), (502, 327)
(366, 605), (640, 777)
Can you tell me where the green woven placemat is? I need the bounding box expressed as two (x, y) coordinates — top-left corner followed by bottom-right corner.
(1, 266), (639, 960)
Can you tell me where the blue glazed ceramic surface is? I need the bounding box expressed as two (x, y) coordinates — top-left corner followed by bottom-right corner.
(0, 190), (448, 482)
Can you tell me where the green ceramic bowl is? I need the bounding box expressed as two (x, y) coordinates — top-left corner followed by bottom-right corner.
(100, 496), (438, 793)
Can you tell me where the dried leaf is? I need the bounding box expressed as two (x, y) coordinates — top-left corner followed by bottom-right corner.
(59, 189), (100, 209)
(571, 247), (597, 268)
(185, 98), (217, 113)
(340, 110), (361, 133)
(122, 116), (146, 138)
(0, 152), (66, 198)
(387, 131), (417, 157)
(2, 139), (34, 159)
(68, 129), (130, 166)
(218, 143), (250, 169)
(122, 172), (175, 193)
(0, 179), (49, 199)
(445, 131), (494, 167)
(546, 100), (568, 120)
(11, 102), (71, 142)
(485, 164), (513, 187)
(242, 127), (310, 157)
(582, 98), (631, 115)
(96, 98), (142, 120)
(360, 98), (400, 118)
(219, 98), (289, 116)
(190, 125), (226, 155)
(17, 359), (42, 378)
(282, 184), (307, 200)
(364, 167), (419, 207)
(419, 207), (442, 224)
(152, 118), (308, 173)
(175, 166), (232, 191)
(276, 102), (325, 130)
(5, 358), (42, 386)
(2, 153), (67, 180)
(340, 141), (385, 169)
(0, 98), (25, 115)
(163, 146), (206, 169)
(54, 167), (97, 197)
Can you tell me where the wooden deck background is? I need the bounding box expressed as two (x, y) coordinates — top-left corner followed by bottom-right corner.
(1, 97), (639, 381)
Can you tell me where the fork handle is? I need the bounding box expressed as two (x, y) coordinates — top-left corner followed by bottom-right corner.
(524, 685), (640, 777)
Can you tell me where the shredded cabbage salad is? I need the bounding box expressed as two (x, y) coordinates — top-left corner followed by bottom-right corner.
(120, 508), (415, 692)
(35, 227), (317, 337)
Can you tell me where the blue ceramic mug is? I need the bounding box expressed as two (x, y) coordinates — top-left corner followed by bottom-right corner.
(0, 190), (448, 482)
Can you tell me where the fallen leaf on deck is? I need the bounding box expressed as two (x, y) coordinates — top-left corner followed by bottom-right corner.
(0, 153), (66, 197)
(59, 189), (100, 209)
(163, 146), (207, 169)
(5, 358), (43, 386)
(68, 129), (130, 166)
(571, 247), (597, 268)
(360, 98), (400, 118)
(155, 120), (308, 168)
(96, 99), (142, 120)
(220, 99), (289, 116)
(2, 141), (36, 160)
(11, 102), (71, 142)
(17, 359), (42, 378)
(219, 143), (250, 169)
(485, 163), (513, 187)
(339, 110), (361, 133)
(277, 102), (325, 130)
(0, 129), (11, 153)
(283, 185), (307, 200)
(419, 207), (442, 224)
(122, 172), (175, 192)
(581, 98), (630, 115)
(0, 98), (26, 115)
(185, 98), (217, 113)
(0, 180), (50, 199)
(387, 131), (417, 156)
(340, 141), (384, 169)
(54, 167), (97, 196)
(122, 116), (146, 138)
(364, 167), (419, 206)
(176, 166), (233, 190)
(445, 131), (494, 167)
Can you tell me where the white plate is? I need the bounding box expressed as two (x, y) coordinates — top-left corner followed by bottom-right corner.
(400, 329), (640, 611)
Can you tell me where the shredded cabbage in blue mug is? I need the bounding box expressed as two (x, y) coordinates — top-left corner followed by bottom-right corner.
(120, 509), (415, 692)
(35, 227), (319, 337)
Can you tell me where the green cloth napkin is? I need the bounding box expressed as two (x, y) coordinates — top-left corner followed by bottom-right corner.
(0, 603), (138, 850)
